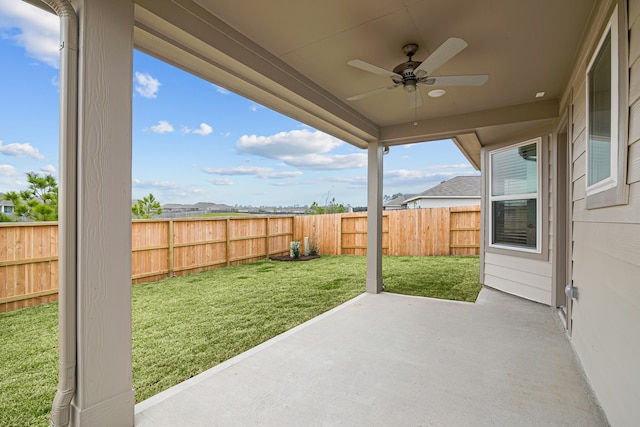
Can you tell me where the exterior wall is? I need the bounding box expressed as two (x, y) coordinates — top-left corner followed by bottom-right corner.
(565, 0), (640, 424)
(483, 252), (553, 304)
(481, 136), (553, 305)
(406, 198), (480, 209)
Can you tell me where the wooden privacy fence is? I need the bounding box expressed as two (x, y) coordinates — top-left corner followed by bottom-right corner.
(293, 206), (480, 256)
(0, 206), (479, 312)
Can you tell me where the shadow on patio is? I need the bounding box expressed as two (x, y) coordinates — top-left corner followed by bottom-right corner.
(135, 287), (606, 426)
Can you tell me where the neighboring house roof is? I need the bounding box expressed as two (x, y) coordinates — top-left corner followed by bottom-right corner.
(0, 194), (14, 207)
(384, 194), (415, 208)
(404, 176), (481, 203)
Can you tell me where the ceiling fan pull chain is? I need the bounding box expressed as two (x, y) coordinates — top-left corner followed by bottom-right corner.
(414, 91), (418, 126)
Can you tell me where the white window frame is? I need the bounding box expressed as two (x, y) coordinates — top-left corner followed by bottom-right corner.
(586, 5), (619, 196)
(488, 137), (542, 254)
(584, 2), (629, 209)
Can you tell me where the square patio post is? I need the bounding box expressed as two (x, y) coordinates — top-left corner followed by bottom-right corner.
(366, 140), (384, 293)
(70, 0), (135, 425)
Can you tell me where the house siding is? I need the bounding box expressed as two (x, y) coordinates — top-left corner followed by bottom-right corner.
(481, 136), (553, 305)
(484, 252), (553, 304)
(406, 198), (480, 209)
(567, 0), (640, 425)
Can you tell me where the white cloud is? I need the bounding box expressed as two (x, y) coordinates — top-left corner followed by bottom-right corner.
(238, 129), (342, 157)
(150, 121), (174, 134)
(202, 166), (272, 176)
(262, 171), (303, 179)
(0, 0), (59, 68)
(213, 85), (229, 94)
(202, 166), (303, 180)
(384, 169), (479, 186)
(283, 153), (366, 170)
(0, 140), (45, 160)
(41, 164), (56, 174)
(208, 178), (233, 186)
(327, 175), (367, 186)
(133, 178), (204, 191)
(134, 72), (161, 98)
(235, 129), (364, 171)
(184, 122), (213, 136)
(427, 163), (473, 170)
(132, 179), (206, 201)
(0, 164), (18, 176)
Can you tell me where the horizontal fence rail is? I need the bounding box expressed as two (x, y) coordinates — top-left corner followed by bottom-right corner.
(0, 206), (480, 312)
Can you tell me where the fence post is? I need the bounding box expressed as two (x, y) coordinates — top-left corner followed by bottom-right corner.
(226, 218), (231, 266)
(448, 208), (452, 255)
(338, 215), (343, 255)
(168, 219), (174, 277)
(265, 217), (270, 259)
(292, 215), (296, 242)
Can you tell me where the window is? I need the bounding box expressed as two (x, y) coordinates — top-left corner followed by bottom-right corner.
(489, 138), (541, 252)
(585, 3), (628, 207)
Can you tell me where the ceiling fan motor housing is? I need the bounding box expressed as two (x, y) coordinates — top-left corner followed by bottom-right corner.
(394, 44), (422, 89)
(393, 61), (421, 89)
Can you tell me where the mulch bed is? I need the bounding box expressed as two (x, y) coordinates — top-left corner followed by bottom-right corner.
(269, 255), (321, 262)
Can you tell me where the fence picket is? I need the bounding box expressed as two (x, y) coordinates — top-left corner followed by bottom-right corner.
(0, 207), (479, 312)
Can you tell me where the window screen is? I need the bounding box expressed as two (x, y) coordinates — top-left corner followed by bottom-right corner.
(490, 140), (539, 252)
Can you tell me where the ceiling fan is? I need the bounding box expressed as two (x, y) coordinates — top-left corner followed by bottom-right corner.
(347, 38), (488, 108)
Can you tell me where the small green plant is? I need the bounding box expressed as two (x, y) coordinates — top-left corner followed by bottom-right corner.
(290, 240), (301, 259)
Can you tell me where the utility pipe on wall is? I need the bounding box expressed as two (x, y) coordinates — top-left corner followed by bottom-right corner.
(38, 0), (78, 426)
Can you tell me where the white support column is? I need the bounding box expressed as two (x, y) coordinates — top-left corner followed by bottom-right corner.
(71, 0), (134, 425)
(366, 141), (384, 294)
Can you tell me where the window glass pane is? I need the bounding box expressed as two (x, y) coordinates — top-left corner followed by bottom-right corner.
(491, 143), (537, 196)
(588, 30), (612, 186)
(492, 199), (537, 249)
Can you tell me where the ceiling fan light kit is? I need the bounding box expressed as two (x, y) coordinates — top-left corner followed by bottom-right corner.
(428, 89), (446, 98)
(347, 38), (488, 108)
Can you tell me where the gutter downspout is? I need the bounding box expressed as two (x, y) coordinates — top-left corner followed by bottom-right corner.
(42, 0), (78, 426)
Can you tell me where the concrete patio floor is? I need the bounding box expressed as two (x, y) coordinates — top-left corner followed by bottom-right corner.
(135, 287), (607, 426)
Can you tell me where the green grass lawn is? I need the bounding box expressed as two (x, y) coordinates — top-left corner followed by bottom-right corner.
(0, 255), (479, 427)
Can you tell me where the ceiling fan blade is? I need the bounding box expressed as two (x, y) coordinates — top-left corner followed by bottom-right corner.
(420, 74), (489, 87)
(414, 37), (468, 77)
(407, 88), (423, 108)
(347, 83), (401, 101)
(347, 59), (402, 80)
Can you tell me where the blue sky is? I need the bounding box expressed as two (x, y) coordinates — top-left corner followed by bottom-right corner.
(0, 1), (478, 208)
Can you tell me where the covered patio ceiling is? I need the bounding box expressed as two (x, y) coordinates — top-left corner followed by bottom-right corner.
(133, 0), (597, 167)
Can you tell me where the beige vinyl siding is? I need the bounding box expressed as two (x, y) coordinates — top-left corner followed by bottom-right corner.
(406, 198), (480, 209)
(566, 0), (640, 424)
(548, 138), (554, 276)
(484, 252), (553, 304)
(482, 135), (553, 304)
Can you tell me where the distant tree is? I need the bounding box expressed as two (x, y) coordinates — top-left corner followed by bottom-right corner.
(306, 201), (324, 214)
(383, 192), (404, 202)
(0, 212), (16, 222)
(132, 193), (163, 219)
(306, 192), (345, 215)
(2, 172), (58, 221)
